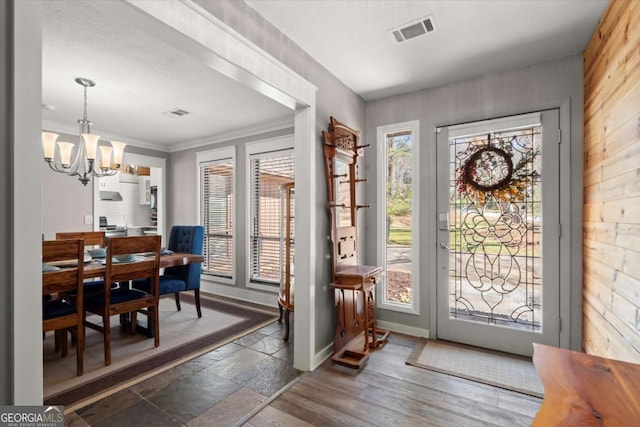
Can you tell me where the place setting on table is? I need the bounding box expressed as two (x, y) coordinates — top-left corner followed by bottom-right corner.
(42, 243), (163, 277)
(43, 252), (92, 271)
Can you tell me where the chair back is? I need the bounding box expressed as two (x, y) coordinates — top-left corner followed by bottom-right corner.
(56, 231), (105, 247)
(166, 225), (204, 290)
(105, 236), (161, 293)
(42, 239), (84, 298)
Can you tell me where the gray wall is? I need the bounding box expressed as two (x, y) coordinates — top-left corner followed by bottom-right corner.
(188, 0), (366, 353)
(364, 54), (583, 348)
(0, 0), (13, 404)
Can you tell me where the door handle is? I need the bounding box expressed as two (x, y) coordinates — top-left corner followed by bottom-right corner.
(440, 241), (450, 250)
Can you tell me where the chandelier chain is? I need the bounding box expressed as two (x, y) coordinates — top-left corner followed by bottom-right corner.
(83, 85), (88, 123)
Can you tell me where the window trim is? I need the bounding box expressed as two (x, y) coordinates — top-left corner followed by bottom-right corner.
(376, 121), (420, 315)
(196, 145), (236, 285)
(245, 135), (295, 292)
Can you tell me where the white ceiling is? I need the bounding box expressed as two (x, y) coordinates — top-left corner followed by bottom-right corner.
(42, 0), (293, 151)
(246, 0), (608, 100)
(42, 0), (608, 151)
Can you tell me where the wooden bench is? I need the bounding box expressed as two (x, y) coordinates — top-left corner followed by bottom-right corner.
(532, 343), (640, 426)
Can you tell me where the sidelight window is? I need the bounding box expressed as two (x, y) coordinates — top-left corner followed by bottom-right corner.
(377, 121), (420, 314)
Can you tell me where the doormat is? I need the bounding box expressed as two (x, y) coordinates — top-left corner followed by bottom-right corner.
(406, 339), (544, 398)
(44, 294), (278, 407)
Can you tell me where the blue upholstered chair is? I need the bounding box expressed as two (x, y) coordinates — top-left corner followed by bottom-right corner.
(134, 225), (204, 317)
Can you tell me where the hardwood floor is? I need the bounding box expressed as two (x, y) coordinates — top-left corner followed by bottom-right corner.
(246, 334), (541, 427)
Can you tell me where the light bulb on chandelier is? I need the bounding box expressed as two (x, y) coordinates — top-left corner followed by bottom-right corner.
(42, 77), (127, 186)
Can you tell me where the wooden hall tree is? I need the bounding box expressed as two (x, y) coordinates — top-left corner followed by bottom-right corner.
(322, 117), (389, 368)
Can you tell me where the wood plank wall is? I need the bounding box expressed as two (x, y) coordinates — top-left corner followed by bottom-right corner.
(583, 0), (640, 363)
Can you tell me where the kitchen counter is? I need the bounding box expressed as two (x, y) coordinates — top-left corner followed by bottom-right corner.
(127, 225), (157, 236)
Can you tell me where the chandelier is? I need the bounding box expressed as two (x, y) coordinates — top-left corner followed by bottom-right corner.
(42, 77), (126, 186)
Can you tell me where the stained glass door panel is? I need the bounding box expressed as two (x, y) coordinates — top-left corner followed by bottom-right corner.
(436, 110), (560, 356)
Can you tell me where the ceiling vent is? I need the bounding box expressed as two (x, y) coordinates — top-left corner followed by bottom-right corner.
(390, 15), (437, 43)
(162, 108), (191, 118)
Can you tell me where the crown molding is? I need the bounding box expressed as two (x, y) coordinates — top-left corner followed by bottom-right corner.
(166, 116), (295, 153)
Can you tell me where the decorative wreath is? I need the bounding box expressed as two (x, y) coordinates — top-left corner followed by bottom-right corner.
(457, 145), (527, 205)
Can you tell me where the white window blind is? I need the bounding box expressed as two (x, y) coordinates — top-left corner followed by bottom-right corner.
(249, 149), (294, 284)
(200, 158), (234, 278)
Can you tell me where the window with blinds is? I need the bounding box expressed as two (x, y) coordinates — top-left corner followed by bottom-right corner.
(249, 149), (294, 284)
(200, 158), (234, 279)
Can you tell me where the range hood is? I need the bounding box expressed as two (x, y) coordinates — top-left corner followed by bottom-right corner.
(99, 191), (123, 201)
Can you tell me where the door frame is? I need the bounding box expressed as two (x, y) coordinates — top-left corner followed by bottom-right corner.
(429, 99), (576, 351)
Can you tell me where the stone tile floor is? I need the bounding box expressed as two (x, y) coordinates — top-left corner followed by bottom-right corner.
(64, 319), (299, 426)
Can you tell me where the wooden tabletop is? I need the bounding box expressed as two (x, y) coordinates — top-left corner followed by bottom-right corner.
(83, 252), (203, 279)
(532, 343), (640, 426)
(335, 265), (382, 279)
(332, 265), (383, 290)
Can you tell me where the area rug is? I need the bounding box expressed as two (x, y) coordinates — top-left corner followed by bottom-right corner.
(43, 294), (277, 407)
(406, 339), (544, 398)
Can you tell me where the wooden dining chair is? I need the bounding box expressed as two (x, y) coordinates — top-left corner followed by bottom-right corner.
(56, 231), (108, 295)
(84, 235), (161, 366)
(42, 239), (85, 376)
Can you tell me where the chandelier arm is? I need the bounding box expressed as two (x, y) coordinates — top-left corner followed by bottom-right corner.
(65, 121), (87, 173)
(47, 160), (82, 179)
(91, 163), (118, 178)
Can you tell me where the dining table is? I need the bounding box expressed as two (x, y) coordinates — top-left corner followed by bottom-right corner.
(82, 252), (204, 279)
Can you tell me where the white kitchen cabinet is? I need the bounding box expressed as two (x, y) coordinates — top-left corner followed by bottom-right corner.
(98, 173), (120, 191)
(138, 176), (151, 204)
(127, 227), (144, 236)
(127, 226), (157, 237)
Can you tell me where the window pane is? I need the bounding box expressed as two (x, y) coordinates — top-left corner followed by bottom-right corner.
(385, 130), (413, 304)
(201, 162), (233, 278)
(250, 153), (294, 283)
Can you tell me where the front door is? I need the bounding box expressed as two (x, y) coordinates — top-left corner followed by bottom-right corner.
(436, 110), (560, 356)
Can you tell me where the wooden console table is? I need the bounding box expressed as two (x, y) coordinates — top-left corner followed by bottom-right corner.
(532, 343), (640, 426)
(332, 265), (389, 368)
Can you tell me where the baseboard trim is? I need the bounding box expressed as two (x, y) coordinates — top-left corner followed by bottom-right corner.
(376, 320), (429, 338)
(313, 343), (334, 371)
(201, 280), (278, 308)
